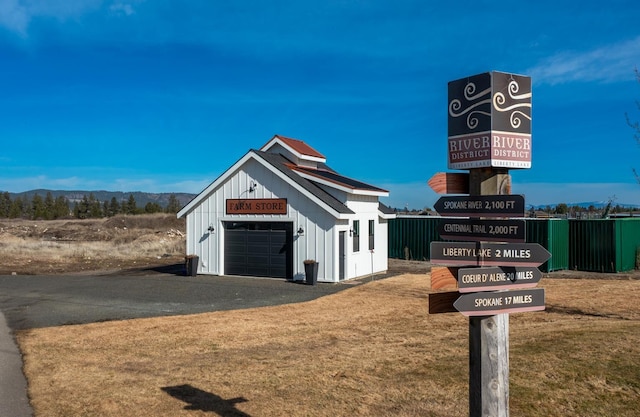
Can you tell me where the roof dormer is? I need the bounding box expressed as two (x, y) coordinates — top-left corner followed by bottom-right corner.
(260, 134), (326, 169)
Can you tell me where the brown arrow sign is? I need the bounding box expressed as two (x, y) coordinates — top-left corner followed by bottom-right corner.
(430, 241), (551, 267)
(433, 194), (525, 217)
(457, 266), (542, 292)
(427, 172), (469, 194)
(438, 218), (526, 242)
(431, 266), (459, 290)
(453, 288), (545, 316)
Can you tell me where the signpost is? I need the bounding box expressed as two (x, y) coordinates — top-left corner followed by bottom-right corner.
(437, 218), (526, 242)
(427, 71), (539, 417)
(434, 194), (525, 218)
(453, 288), (546, 316)
(457, 266), (543, 292)
(430, 241), (551, 267)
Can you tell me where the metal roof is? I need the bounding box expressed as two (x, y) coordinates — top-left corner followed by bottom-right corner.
(254, 150), (353, 215)
(290, 165), (389, 194)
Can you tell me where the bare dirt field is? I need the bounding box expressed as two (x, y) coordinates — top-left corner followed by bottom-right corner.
(3, 216), (640, 416)
(0, 214), (186, 275)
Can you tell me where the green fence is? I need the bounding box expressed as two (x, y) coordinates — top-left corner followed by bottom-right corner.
(388, 217), (640, 273)
(525, 219), (569, 272)
(617, 218), (640, 272)
(569, 218), (640, 272)
(388, 216), (441, 261)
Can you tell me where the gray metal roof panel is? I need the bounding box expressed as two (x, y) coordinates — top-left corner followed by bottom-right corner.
(292, 165), (388, 193)
(378, 202), (395, 215)
(253, 150), (354, 215)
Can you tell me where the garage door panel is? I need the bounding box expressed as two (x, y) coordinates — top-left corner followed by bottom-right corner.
(246, 254), (269, 264)
(224, 223), (291, 279)
(226, 254), (247, 264)
(269, 265), (286, 277)
(248, 236), (269, 246)
(247, 242), (269, 252)
(226, 231), (247, 247)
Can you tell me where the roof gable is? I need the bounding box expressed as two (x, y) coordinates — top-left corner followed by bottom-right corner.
(177, 150), (353, 219)
(260, 134), (326, 163)
(178, 135), (390, 218)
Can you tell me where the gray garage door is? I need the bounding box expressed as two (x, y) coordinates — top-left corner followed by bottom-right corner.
(224, 221), (292, 279)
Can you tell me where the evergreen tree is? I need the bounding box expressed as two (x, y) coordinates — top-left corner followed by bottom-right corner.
(165, 194), (181, 213)
(554, 203), (568, 215)
(54, 196), (69, 219)
(144, 202), (163, 213)
(10, 196), (25, 218)
(44, 192), (55, 220)
(107, 197), (121, 217)
(32, 193), (45, 219)
(75, 195), (90, 219)
(126, 194), (138, 215)
(88, 193), (102, 218)
(0, 192), (11, 218)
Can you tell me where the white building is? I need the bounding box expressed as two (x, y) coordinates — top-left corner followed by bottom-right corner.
(177, 135), (395, 282)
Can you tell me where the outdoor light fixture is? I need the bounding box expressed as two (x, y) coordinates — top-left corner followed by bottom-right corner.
(349, 228), (354, 237)
(249, 180), (257, 193)
(207, 224), (215, 233)
(297, 227), (304, 236)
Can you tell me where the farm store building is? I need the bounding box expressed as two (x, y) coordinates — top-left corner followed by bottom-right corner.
(177, 135), (395, 283)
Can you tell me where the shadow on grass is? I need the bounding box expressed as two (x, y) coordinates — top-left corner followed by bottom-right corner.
(161, 384), (251, 416)
(546, 304), (628, 320)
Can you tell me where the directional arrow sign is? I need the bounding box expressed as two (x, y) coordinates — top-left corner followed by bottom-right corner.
(434, 194), (525, 218)
(453, 288), (545, 316)
(427, 172), (469, 194)
(438, 218), (526, 242)
(457, 266), (543, 292)
(430, 241), (551, 267)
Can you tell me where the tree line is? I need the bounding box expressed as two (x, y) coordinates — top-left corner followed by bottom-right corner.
(0, 192), (182, 220)
(391, 203), (638, 217)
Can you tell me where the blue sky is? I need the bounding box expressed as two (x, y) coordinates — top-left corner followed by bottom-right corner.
(1, 1), (639, 210)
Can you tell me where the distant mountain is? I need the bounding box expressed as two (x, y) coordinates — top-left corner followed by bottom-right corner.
(6, 189), (197, 209)
(531, 201), (640, 210)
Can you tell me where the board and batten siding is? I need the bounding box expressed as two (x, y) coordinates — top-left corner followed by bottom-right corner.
(345, 194), (388, 278)
(185, 158), (338, 281)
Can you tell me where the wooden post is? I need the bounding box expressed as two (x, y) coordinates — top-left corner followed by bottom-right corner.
(468, 168), (510, 417)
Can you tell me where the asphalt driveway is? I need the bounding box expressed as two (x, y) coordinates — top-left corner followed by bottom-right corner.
(0, 268), (357, 331)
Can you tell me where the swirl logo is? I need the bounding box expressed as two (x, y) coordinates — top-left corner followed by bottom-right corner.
(449, 82), (492, 130)
(448, 72), (493, 136)
(493, 80), (532, 129)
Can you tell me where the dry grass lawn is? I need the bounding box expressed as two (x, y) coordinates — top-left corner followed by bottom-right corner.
(17, 273), (640, 417)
